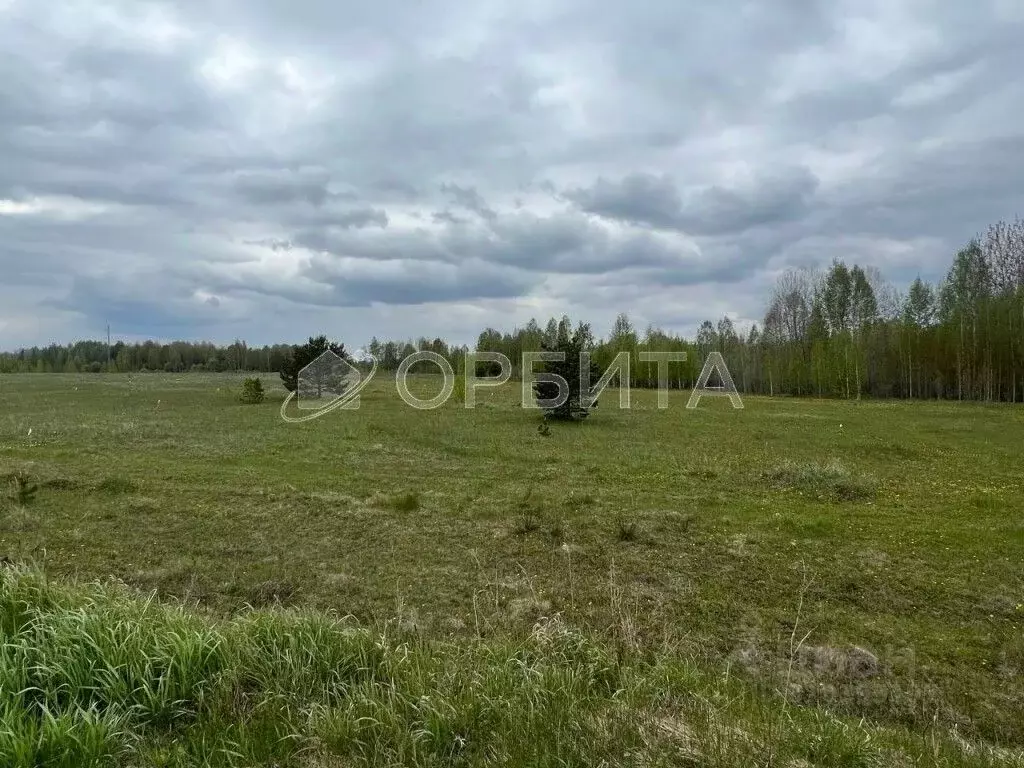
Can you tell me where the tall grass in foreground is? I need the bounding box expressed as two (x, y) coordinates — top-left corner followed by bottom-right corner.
(0, 565), (1019, 767)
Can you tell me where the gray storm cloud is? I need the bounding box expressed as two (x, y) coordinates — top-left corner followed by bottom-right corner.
(2, 0), (1023, 346)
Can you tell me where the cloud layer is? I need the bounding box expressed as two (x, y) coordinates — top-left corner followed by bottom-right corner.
(2, 0), (1023, 347)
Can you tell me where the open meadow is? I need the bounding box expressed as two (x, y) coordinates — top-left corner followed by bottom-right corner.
(1, 372), (1022, 766)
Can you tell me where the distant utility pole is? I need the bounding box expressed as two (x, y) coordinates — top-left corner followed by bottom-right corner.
(106, 324), (111, 371)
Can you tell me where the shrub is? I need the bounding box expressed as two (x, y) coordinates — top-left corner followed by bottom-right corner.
(240, 377), (265, 405)
(451, 372), (466, 406)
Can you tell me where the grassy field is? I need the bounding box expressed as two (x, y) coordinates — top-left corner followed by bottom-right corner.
(1, 372), (1022, 766)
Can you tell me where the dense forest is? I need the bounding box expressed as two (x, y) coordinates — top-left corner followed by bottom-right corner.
(3, 218), (1023, 402)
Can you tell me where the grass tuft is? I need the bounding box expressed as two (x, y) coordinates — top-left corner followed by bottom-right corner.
(548, 519), (566, 542)
(565, 491), (596, 510)
(389, 491), (421, 512)
(513, 514), (542, 536)
(762, 460), (878, 501)
(240, 579), (300, 608)
(615, 519), (640, 543)
(94, 476), (139, 495)
(6, 473), (39, 506)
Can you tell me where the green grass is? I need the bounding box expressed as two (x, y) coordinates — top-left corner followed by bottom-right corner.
(0, 565), (1021, 767)
(0, 372), (1023, 764)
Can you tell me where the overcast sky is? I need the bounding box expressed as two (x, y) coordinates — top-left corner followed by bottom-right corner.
(2, 0), (1023, 349)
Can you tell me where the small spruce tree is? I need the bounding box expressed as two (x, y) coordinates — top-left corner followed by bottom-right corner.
(451, 351), (466, 405)
(533, 324), (600, 421)
(240, 377), (265, 404)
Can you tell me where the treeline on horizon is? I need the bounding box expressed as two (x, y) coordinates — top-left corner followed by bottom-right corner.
(3, 217), (1023, 402)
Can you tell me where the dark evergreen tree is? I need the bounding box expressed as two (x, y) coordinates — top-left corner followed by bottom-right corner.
(240, 377), (265, 404)
(533, 324), (600, 421)
(279, 336), (349, 393)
